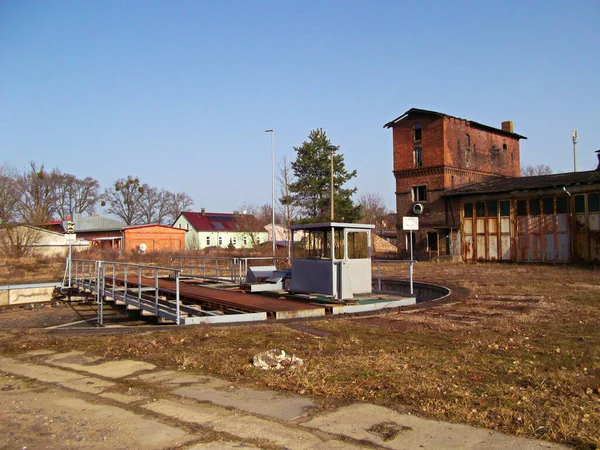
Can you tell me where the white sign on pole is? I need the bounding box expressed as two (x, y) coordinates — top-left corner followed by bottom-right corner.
(403, 216), (419, 231)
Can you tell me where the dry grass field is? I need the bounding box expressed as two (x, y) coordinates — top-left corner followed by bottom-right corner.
(0, 256), (598, 448)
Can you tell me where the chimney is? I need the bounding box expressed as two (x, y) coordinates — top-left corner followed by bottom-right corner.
(201, 207), (205, 216)
(596, 150), (600, 171)
(501, 121), (514, 133)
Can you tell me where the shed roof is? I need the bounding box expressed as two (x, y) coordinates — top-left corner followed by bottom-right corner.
(179, 211), (264, 232)
(383, 108), (527, 140)
(123, 224), (186, 232)
(62, 213), (126, 232)
(445, 170), (600, 197)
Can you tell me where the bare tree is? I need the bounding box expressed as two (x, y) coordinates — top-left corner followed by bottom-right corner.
(0, 224), (42, 258)
(15, 162), (59, 224)
(54, 173), (100, 220)
(101, 176), (145, 225)
(138, 186), (170, 224)
(0, 164), (20, 225)
(358, 192), (390, 227)
(521, 164), (552, 176)
(277, 156), (300, 227)
(166, 192), (194, 224)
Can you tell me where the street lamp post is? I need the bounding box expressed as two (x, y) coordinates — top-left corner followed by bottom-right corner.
(265, 130), (275, 260)
(327, 145), (338, 222)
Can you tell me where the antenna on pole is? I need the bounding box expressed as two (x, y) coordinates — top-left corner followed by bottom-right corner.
(572, 130), (578, 172)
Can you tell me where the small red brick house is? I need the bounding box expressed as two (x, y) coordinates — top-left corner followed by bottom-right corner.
(122, 224), (186, 254)
(384, 108), (527, 259)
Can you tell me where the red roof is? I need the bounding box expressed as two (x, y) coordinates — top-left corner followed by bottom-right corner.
(181, 211), (263, 232)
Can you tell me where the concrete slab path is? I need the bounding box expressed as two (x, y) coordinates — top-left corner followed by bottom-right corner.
(0, 351), (569, 449)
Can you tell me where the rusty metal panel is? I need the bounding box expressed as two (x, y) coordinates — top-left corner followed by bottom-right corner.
(529, 235), (542, 261)
(464, 218), (472, 235)
(544, 234), (555, 261)
(528, 216), (541, 234)
(591, 232), (600, 262)
(557, 233), (570, 261)
(557, 214), (569, 233)
(517, 216), (527, 233)
(501, 235), (511, 260)
(488, 235), (498, 260)
(542, 215), (555, 233)
(575, 214), (586, 232)
(477, 235), (486, 260)
(476, 218), (485, 234)
(589, 213), (600, 232)
(574, 233), (588, 260)
(517, 234), (528, 261)
(500, 218), (510, 234)
(464, 236), (473, 260)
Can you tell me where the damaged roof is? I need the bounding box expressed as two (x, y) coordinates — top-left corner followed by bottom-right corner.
(445, 170), (600, 196)
(383, 108), (527, 140)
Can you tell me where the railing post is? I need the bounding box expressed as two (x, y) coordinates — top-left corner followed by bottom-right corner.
(111, 263), (116, 300)
(378, 261), (382, 292)
(137, 265), (142, 309)
(175, 269), (180, 325)
(154, 268), (159, 316)
(124, 265), (128, 303)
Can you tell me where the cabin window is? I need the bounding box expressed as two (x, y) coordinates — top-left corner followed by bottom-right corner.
(500, 201), (510, 217)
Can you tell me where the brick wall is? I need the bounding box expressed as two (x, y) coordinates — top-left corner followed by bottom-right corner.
(123, 227), (186, 253)
(443, 117), (521, 177)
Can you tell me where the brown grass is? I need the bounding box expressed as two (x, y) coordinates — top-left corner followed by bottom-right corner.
(0, 261), (599, 448)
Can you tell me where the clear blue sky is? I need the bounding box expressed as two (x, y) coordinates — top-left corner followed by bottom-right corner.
(1, 0), (598, 215)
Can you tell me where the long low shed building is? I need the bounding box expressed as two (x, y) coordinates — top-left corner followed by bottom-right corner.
(444, 169), (600, 263)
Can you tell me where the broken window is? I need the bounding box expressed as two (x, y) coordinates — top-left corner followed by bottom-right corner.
(412, 185), (427, 202)
(556, 197), (568, 214)
(475, 202), (485, 217)
(574, 195), (585, 213)
(517, 200), (527, 216)
(413, 122), (422, 141)
(542, 198), (554, 215)
(529, 199), (541, 216)
(414, 146), (423, 167)
(464, 203), (473, 218)
(500, 201), (510, 217)
(589, 193), (600, 213)
(486, 201), (498, 217)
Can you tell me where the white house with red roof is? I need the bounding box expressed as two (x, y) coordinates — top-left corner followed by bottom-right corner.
(173, 209), (268, 250)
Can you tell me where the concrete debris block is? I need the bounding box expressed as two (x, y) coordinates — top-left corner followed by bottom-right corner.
(252, 349), (303, 370)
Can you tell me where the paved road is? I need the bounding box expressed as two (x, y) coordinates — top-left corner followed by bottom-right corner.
(0, 350), (567, 449)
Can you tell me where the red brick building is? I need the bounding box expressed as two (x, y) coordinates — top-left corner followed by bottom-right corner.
(384, 108), (527, 259)
(122, 225), (186, 254)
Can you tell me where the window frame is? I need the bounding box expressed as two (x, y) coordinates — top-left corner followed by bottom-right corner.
(411, 185), (427, 202)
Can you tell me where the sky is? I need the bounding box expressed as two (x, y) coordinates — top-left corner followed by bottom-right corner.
(1, 0), (598, 216)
